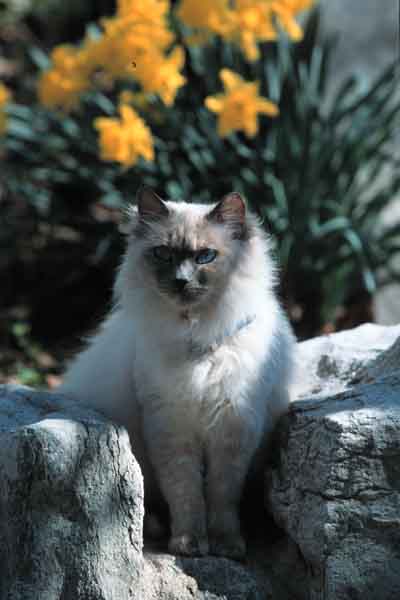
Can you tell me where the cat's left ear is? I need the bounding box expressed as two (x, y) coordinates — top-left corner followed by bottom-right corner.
(136, 185), (169, 221)
(207, 192), (246, 231)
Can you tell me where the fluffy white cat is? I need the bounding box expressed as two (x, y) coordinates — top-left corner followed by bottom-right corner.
(61, 186), (295, 559)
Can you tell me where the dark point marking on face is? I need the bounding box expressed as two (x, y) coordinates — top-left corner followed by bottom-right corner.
(198, 270), (208, 286)
(145, 242), (217, 305)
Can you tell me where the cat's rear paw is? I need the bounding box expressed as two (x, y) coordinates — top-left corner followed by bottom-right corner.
(209, 533), (246, 560)
(169, 534), (209, 557)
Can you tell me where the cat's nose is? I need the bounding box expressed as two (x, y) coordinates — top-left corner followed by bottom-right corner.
(174, 277), (189, 292)
(175, 262), (193, 292)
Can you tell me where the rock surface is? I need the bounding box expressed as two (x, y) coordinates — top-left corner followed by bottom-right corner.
(1, 323), (400, 599)
(291, 322), (400, 399)
(0, 385), (144, 600)
(268, 324), (400, 600)
(140, 552), (268, 600)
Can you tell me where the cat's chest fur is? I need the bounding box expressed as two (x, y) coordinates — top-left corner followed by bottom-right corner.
(132, 311), (273, 435)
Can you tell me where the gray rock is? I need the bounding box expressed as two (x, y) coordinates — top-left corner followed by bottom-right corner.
(292, 323), (400, 398)
(268, 324), (400, 600)
(140, 552), (266, 600)
(353, 334), (400, 384)
(0, 384), (144, 600)
(2, 323), (400, 600)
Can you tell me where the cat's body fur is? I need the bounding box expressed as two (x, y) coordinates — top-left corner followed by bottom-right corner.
(61, 188), (295, 559)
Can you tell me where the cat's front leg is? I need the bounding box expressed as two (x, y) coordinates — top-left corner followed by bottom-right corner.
(205, 404), (259, 560)
(143, 409), (208, 556)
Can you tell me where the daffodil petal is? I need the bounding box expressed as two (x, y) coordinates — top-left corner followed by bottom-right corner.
(205, 96), (223, 113)
(220, 68), (244, 92)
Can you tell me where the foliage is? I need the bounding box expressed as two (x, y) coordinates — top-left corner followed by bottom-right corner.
(0, 0), (115, 44)
(1, 6), (400, 340)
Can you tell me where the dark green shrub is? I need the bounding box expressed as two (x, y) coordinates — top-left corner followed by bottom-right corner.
(2, 10), (400, 340)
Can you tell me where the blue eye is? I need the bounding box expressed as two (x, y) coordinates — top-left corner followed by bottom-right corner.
(196, 249), (218, 265)
(153, 246), (172, 261)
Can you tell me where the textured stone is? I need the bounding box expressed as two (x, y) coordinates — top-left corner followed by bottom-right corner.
(353, 335), (400, 384)
(2, 324), (400, 600)
(292, 323), (400, 398)
(0, 385), (144, 600)
(140, 552), (266, 600)
(268, 325), (400, 600)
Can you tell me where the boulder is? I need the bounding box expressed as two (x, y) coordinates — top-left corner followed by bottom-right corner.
(140, 552), (267, 600)
(291, 322), (400, 399)
(1, 323), (400, 600)
(0, 385), (268, 600)
(268, 324), (400, 600)
(0, 385), (144, 600)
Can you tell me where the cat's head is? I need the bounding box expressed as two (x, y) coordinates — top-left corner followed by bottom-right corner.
(122, 186), (259, 311)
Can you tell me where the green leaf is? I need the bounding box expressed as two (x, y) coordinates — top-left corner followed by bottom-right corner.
(7, 119), (36, 140)
(343, 229), (363, 254)
(6, 103), (33, 120)
(313, 217), (351, 238)
(28, 46), (51, 71)
(12, 322), (30, 339)
(17, 367), (43, 387)
(92, 93), (115, 116)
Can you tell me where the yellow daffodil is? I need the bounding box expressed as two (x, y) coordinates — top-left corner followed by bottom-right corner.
(94, 104), (154, 167)
(177, 0), (236, 37)
(270, 0), (315, 41)
(37, 0), (177, 110)
(135, 46), (186, 106)
(96, 0), (173, 80)
(97, 11), (174, 80)
(232, 1), (276, 61)
(205, 69), (278, 137)
(116, 0), (170, 23)
(37, 45), (92, 111)
(38, 70), (88, 111)
(178, 0), (314, 60)
(0, 82), (12, 135)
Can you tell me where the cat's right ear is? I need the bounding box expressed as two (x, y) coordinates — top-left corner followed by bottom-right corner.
(136, 186), (169, 221)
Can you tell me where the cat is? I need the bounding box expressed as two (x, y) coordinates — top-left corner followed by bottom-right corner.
(60, 186), (295, 559)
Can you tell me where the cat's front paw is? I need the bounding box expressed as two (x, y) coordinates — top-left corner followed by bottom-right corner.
(169, 534), (209, 557)
(209, 533), (247, 560)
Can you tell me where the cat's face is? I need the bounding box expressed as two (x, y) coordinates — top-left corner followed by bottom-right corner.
(130, 187), (251, 310)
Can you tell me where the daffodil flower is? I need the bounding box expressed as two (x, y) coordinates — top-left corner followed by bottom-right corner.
(205, 69), (279, 138)
(94, 104), (154, 167)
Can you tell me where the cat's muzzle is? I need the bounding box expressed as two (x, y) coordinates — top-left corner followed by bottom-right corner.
(172, 282), (206, 304)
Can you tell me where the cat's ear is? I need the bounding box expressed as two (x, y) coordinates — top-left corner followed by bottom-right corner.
(207, 192), (246, 227)
(136, 185), (169, 220)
